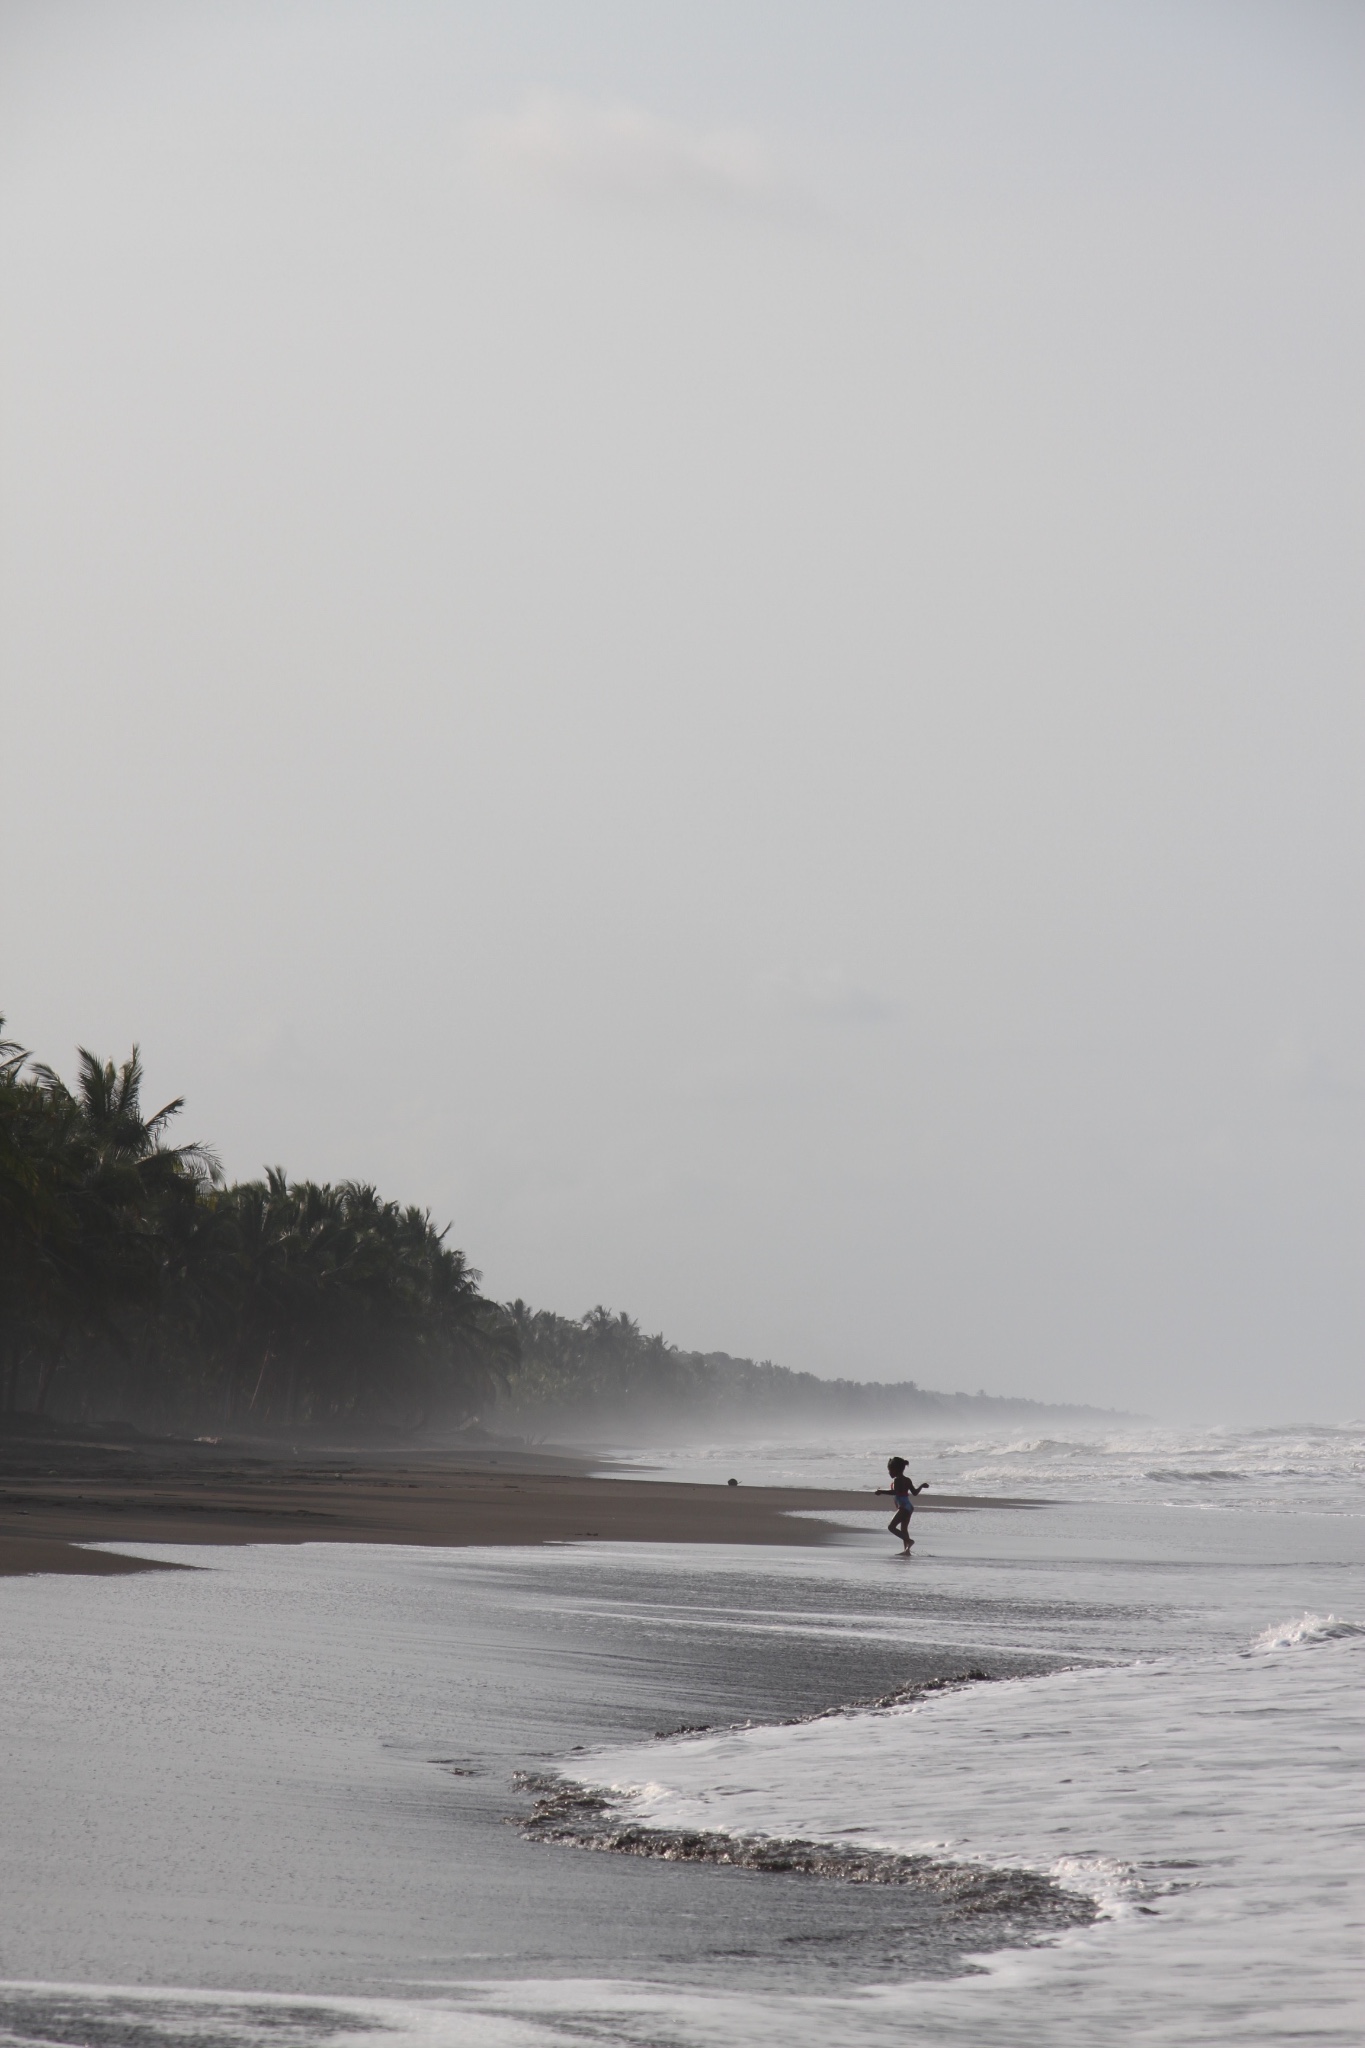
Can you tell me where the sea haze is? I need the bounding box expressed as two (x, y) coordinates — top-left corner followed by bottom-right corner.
(0, 1420), (1359, 2047)
(3, 0), (1362, 1424)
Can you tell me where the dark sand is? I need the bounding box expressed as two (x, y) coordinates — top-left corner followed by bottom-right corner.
(0, 1424), (1043, 1575)
(0, 1526), (1070, 2007)
(0, 1428), (1063, 2020)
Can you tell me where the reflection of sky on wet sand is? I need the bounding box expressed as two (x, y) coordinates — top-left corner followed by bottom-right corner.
(0, 1472), (1359, 2043)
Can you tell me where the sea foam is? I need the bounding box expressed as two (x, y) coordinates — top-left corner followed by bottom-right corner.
(546, 1615), (1365, 2043)
(1251, 1610), (1365, 1651)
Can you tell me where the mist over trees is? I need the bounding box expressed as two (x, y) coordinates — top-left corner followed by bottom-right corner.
(495, 1301), (1113, 1438)
(500, 1300), (820, 1433)
(0, 1023), (510, 1431)
(2, 1024), (1117, 1439)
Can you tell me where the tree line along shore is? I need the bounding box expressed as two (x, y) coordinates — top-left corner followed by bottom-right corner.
(1, 1022), (1123, 1441)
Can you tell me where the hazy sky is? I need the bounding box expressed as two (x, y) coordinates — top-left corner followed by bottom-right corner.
(3, 1), (1362, 1420)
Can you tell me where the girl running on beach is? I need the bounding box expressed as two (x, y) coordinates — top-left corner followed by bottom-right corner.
(875, 1456), (927, 1554)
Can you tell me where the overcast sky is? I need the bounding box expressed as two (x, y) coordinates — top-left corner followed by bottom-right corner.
(2, 1), (1362, 1421)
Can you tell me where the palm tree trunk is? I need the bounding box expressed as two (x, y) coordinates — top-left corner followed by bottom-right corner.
(247, 1346), (274, 1415)
(33, 1320), (71, 1416)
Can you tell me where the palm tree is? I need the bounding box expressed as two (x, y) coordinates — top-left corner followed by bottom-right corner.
(5, 1042), (218, 1414)
(2, 1021), (512, 1436)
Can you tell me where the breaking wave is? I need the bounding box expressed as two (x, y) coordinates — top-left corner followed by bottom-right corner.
(516, 1773), (1097, 1931)
(1251, 1612), (1365, 1652)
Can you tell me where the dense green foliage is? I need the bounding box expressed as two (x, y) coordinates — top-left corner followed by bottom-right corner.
(0, 1023), (511, 1431)
(3, 1020), (1118, 1441)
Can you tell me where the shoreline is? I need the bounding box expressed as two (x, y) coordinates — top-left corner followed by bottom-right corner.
(0, 1426), (1047, 1576)
(0, 1519), (1090, 2005)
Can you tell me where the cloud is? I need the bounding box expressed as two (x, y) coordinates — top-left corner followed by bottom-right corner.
(468, 91), (797, 218)
(760, 966), (901, 1026)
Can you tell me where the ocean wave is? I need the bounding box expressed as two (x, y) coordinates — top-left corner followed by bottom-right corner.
(622, 1419), (1365, 1515)
(1143, 1468), (1248, 1482)
(516, 1773), (1099, 1932)
(1251, 1612), (1365, 1652)
(979, 1438), (1094, 1458)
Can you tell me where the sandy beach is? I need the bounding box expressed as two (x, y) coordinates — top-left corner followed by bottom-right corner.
(0, 1422), (1359, 2048)
(0, 1424), (1041, 1576)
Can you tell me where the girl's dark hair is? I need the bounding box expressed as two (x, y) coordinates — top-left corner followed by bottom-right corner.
(887, 1456), (908, 1472)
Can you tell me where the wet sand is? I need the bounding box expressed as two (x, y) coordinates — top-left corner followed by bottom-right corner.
(0, 1425), (1042, 1575)
(0, 1537), (1071, 2006)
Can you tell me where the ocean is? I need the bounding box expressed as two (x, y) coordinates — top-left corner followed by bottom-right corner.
(0, 1420), (1360, 2047)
